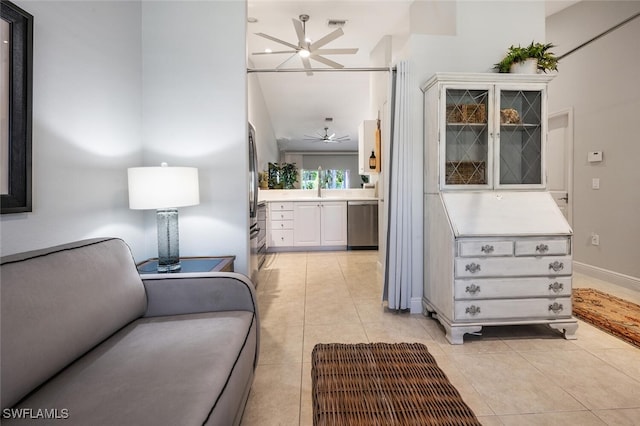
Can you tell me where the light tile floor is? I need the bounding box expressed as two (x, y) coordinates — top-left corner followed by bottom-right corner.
(241, 251), (640, 426)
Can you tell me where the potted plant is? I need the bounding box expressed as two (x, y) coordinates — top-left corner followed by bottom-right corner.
(268, 162), (299, 189)
(494, 42), (558, 74)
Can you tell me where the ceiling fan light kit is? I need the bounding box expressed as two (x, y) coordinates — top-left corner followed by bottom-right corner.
(252, 14), (358, 75)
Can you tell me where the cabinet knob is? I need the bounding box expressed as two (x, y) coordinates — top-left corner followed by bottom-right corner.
(465, 284), (481, 295)
(548, 282), (564, 293)
(536, 244), (549, 254)
(465, 263), (481, 274)
(480, 245), (494, 254)
(548, 261), (564, 272)
(465, 305), (481, 316)
(548, 302), (564, 314)
(280, 223), (284, 228)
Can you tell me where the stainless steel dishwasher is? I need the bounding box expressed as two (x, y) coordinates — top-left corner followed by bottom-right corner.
(347, 200), (379, 249)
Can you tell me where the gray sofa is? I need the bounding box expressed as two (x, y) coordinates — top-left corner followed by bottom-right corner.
(1, 237), (259, 425)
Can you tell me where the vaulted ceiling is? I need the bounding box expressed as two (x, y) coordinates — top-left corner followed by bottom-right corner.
(246, 1), (580, 153)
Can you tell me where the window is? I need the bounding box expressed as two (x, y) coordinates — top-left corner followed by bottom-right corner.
(301, 169), (351, 189)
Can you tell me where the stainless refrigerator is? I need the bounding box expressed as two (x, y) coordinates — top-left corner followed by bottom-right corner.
(248, 123), (260, 285)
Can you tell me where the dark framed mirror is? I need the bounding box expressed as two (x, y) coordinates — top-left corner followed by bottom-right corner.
(1, 1), (33, 214)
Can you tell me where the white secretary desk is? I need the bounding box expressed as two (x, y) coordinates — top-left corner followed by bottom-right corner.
(422, 73), (578, 344)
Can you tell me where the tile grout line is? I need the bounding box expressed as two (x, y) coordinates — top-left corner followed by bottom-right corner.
(298, 251), (309, 426)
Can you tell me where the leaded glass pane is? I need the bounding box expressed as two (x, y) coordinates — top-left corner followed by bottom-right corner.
(444, 89), (489, 185)
(499, 90), (542, 185)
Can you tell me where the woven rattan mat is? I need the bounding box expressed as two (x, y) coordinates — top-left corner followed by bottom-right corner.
(311, 343), (481, 425)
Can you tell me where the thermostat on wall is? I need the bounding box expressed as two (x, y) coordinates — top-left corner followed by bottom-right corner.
(588, 151), (603, 162)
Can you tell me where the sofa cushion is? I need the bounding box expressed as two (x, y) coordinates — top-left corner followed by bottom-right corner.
(1, 238), (147, 409)
(7, 311), (257, 426)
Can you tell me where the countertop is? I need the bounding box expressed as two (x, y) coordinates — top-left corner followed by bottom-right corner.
(259, 189), (378, 203)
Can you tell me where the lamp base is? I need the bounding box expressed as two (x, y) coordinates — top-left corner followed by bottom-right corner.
(157, 262), (181, 273)
(156, 208), (181, 272)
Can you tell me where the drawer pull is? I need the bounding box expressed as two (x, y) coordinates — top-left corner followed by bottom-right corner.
(465, 284), (481, 295)
(465, 263), (481, 274)
(548, 282), (564, 293)
(536, 244), (549, 254)
(480, 245), (494, 254)
(548, 302), (564, 314)
(280, 223), (284, 228)
(548, 261), (564, 272)
(465, 305), (481, 316)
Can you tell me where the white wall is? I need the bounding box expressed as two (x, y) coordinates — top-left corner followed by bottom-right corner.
(547, 1), (640, 281)
(141, 1), (249, 273)
(1, 1), (251, 277)
(398, 1), (545, 312)
(248, 72), (279, 173)
(1, 1), (145, 258)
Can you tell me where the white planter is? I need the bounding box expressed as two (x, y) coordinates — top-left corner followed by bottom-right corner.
(510, 58), (538, 74)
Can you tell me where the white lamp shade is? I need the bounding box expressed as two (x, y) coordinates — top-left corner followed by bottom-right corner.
(128, 166), (200, 210)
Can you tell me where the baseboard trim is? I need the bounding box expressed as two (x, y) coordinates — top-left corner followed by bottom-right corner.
(573, 261), (640, 291)
(410, 297), (422, 314)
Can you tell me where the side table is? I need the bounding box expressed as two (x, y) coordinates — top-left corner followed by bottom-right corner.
(137, 256), (235, 275)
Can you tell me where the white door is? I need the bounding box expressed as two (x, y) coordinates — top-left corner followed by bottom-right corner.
(547, 109), (574, 225)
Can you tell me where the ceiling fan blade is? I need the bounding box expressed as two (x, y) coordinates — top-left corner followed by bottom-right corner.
(314, 48), (359, 55)
(292, 18), (306, 46)
(301, 56), (313, 76)
(276, 53), (299, 69)
(252, 50), (297, 55)
(254, 32), (298, 50)
(310, 54), (344, 69)
(309, 28), (343, 51)
(329, 133), (336, 139)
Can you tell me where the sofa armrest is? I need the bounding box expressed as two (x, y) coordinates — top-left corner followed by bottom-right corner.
(141, 272), (257, 318)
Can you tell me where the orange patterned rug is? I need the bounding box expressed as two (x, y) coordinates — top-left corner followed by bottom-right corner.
(573, 288), (640, 349)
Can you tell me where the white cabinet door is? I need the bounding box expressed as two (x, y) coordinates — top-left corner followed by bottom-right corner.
(321, 202), (347, 245)
(293, 202), (321, 246)
(358, 120), (377, 175)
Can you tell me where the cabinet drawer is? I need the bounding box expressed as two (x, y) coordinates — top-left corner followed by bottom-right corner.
(270, 202), (293, 211)
(515, 238), (569, 256)
(271, 210), (294, 221)
(455, 256), (572, 278)
(270, 220), (293, 230)
(458, 240), (513, 257)
(269, 229), (293, 246)
(454, 276), (572, 300)
(454, 297), (572, 321)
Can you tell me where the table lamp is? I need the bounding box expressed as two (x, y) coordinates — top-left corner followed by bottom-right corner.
(127, 163), (200, 272)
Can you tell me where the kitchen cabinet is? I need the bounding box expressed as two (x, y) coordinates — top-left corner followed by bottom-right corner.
(422, 74), (577, 344)
(358, 120), (378, 175)
(293, 201), (347, 247)
(268, 202), (294, 247)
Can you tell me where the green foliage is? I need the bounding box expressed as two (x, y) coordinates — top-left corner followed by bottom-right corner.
(268, 162), (299, 189)
(494, 42), (559, 73)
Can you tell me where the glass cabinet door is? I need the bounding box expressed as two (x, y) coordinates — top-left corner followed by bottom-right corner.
(443, 88), (490, 187)
(498, 89), (543, 186)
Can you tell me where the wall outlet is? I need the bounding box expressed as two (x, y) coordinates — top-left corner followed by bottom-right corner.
(591, 233), (600, 246)
(592, 178), (600, 189)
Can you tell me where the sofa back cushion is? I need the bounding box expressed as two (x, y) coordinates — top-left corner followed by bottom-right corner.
(1, 238), (147, 409)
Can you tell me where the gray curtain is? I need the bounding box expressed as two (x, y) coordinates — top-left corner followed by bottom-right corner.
(384, 60), (412, 310)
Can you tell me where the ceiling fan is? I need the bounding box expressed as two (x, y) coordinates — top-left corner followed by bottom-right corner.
(252, 14), (359, 76)
(304, 127), (351, 144)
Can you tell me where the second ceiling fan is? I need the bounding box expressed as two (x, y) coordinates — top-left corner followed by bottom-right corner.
(304, 127), (350, 144)
(253, 14), (359, 75)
